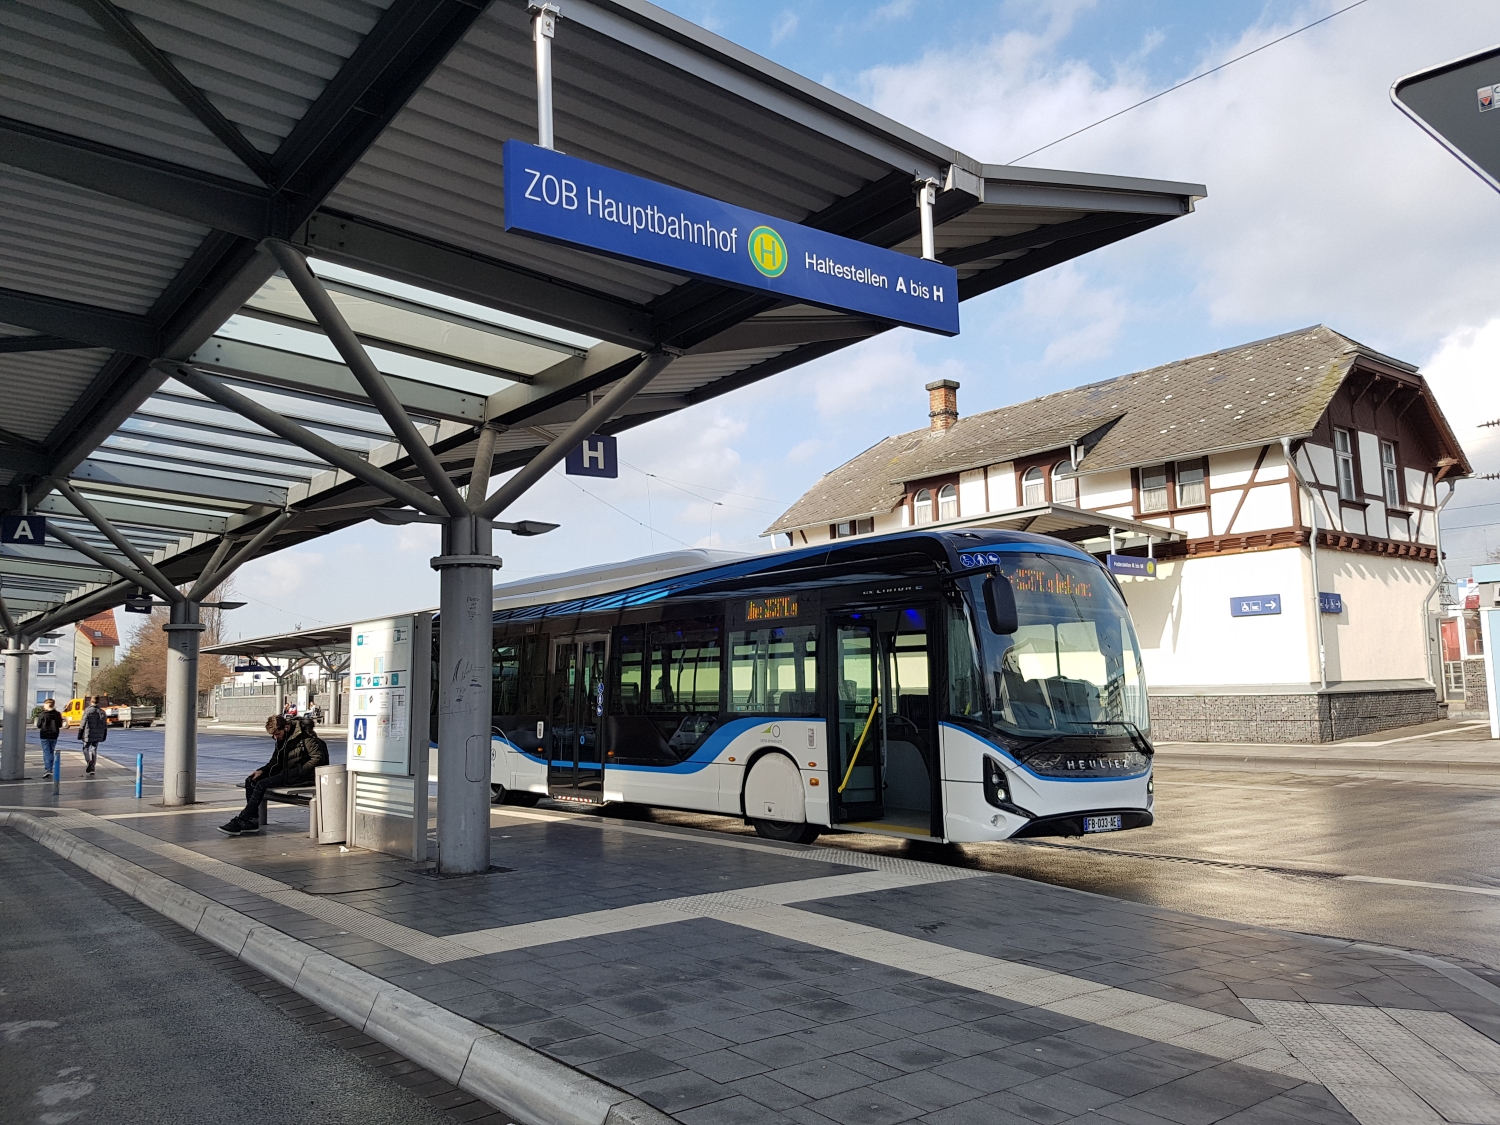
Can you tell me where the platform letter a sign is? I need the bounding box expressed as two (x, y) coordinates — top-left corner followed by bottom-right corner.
(1, 515), (45, 544)
(565, 433), (618, 478)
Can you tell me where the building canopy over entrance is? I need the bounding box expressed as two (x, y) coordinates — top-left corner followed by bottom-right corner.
(0, 0), (1204, 861)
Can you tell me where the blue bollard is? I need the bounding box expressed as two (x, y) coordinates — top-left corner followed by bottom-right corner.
(53, 752), (60, 797)
(135, 753), (143, 799)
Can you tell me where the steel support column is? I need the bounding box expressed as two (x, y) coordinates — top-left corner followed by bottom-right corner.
(431, 513), (501, 875)
(2, 635), (33, 780)
(162, 599), (205, 805)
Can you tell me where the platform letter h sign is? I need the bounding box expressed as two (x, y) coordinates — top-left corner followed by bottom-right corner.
(565, 433), (618, 478)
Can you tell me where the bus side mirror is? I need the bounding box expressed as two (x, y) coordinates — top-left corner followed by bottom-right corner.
(983, 573), (1018, 635)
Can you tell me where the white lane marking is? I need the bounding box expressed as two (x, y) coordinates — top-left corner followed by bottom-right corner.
(1, 1020), (59, 1042)
(1343, 875), (1500, 899)
(726, 903), (1311, 1081)
(97, 807), (242, 820)
(1247, 999), (1500, 1125)
(1160, 780), (1310, 793)
(63, 814), (475, 964)
(444, 869), (949, 955)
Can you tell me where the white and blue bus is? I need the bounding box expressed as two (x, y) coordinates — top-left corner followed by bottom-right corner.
(487, 529), (1153, 844)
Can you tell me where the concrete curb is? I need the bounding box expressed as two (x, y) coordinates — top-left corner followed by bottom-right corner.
(1155, 750), (1500, 776)
(1, 811), (676, 1125)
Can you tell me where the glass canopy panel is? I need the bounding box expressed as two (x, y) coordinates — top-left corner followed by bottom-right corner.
(244, 276), (578, 378)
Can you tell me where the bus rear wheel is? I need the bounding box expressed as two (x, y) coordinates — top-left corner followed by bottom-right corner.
(752, 818), (821, 844)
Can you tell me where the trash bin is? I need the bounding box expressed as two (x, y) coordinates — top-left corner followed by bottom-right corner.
(315, 764), (347, 845)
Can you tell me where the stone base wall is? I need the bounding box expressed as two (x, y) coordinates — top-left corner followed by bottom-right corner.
(212, 691), (336, 724)
(1463, 658), (1488, 713)
(1150, 686), (1442, 744)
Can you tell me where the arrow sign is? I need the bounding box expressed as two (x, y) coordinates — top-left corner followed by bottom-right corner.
(1230, 594), (1282, 618)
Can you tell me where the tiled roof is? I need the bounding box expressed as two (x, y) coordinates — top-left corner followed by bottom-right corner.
(766, 326), (1446, 535)
(76, 611), (119, 648)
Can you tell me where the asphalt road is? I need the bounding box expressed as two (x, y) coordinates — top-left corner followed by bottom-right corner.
(633, 765), (1500, 971)
(88, 728), (346, 786)
(0, 828), (453, 1125)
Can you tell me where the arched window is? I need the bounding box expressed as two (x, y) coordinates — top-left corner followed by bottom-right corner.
(1021, 466), (1045, 506)
(1051, 462), (1077, 506)
(913, 488), (933, 524)
(937, 484), (958, 521)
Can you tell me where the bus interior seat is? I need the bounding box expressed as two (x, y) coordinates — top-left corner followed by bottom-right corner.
(778, 691), (815, 714)
(618, 682), (641, 714)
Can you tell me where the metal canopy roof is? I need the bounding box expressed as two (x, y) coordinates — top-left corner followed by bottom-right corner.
(0, 0), (1204, 635)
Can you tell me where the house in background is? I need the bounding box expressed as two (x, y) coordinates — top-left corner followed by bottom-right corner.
(765, 326), (1470, 742)
(71, 610), (119, 699)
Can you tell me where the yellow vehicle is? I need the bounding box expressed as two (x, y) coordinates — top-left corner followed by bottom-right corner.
(60, 697), (153, 728)
(61, 697), (86, 728)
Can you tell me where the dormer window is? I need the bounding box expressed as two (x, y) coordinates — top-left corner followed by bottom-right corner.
(913, 489), (933, 524)
(1021, 466), (1045, 506)
(937, 484), (958, 521)
(1051, 462), (1077, 506)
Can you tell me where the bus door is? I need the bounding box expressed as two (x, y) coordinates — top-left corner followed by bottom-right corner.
(828, 604), (939, 837)
(546, 634), (609, 800)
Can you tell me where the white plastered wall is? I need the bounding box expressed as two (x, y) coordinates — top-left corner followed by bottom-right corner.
(958, 469), (986, 517)
(1119, 548), (1316, 687)
(1079, 469), (1132, 510)
(986, 462), (1016, 510)
(1319, 554), (1435, 682)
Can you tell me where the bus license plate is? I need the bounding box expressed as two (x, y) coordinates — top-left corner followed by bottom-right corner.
(1084, 815), (1122, 833)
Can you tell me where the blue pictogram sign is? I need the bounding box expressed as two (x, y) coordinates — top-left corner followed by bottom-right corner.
(566, 433), (617, 478)
(503, 140), (960, 335)
(1319, 592), (1343, 614)
(353, 717), (368, 741)
(1230, 594), (1281, 617)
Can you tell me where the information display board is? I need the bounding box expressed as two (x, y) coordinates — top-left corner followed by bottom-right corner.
(348, 616), (414, 774)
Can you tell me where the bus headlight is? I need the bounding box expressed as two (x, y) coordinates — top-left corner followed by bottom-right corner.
(1147, 772), (1154, 805)
(983, 756), (1010, 809)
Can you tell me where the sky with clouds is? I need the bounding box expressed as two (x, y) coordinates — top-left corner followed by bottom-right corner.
(219, 0), (1500, 642)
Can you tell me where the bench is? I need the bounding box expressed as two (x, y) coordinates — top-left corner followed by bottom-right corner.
(257, 786), (316, 834)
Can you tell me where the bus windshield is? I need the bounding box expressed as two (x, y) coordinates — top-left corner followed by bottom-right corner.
(962, 552), (1150, 744)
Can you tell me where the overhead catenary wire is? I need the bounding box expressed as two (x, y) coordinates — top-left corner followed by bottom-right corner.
(1006, 0), (1374, 165)
(551, 467), (693, 546)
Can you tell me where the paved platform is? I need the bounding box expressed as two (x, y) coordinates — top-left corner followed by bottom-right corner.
(1157, 718), (1500, 776)
(6, 744), (1500, 1125)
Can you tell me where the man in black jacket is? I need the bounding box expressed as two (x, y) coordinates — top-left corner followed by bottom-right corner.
(219, 715), (329, 836)
(36, 698), (63, 778)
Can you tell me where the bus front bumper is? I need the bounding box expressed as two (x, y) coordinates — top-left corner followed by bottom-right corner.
(1010, 808), (1154, 839)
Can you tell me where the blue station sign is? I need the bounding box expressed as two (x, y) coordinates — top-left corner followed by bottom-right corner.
(1, 514), (46, 545)
(566, 433), (617, 479)
(1230, 594), (1281, 618)
(503, 140), (960, 336)
(1106, 554), (1157, 578)
(1318, 592), (1343, 615)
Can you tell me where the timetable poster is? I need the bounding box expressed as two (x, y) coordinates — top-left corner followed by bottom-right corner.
(348, 615), (413, 774)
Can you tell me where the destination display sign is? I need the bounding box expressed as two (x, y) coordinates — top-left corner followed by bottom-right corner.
(746, 595), (799, 622)
(503, 140), (960, 335)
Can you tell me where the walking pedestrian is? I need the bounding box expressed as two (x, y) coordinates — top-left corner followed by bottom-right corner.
(78, 695), (107, 776)
(36, 697), (63, 779)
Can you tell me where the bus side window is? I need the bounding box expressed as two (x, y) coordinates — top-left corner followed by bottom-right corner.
(730, 625), (818, 714)
(609, 618), (722, 763)
(492, 633), (546, 751)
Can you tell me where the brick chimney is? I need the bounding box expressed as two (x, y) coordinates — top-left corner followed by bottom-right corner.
(926, 379), (959, 432)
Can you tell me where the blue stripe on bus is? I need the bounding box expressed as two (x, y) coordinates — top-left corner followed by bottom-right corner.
(495, 719), (824, 774)
(939, 722), (1150, 782)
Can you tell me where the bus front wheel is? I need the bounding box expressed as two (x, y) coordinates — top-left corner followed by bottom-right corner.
(491, 784), (541, 808)
(752, 818), (821, 845)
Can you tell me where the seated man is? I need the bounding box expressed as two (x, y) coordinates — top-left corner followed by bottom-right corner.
(219, 715), (329, 836)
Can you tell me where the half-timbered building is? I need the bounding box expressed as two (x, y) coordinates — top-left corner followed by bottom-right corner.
(765, 327), (1470, 742)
